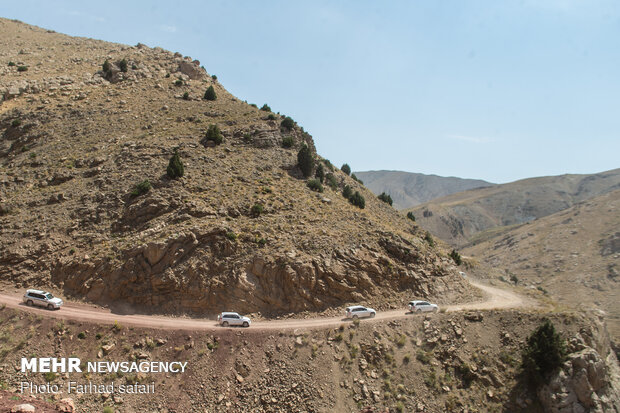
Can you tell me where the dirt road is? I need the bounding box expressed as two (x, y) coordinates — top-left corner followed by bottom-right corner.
(0, 281), (525, 331)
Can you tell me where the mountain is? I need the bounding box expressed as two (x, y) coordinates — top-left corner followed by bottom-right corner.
(406, 168), (620, 247)
(354, 170), (494, 210)
(0, 18), (473, 316)
(463, 189), (620, 340)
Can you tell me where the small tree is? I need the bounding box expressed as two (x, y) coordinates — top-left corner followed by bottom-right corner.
(131, 180), (151, 197)
(205, 124), (223, 145)
(326, 173), (338, 190)
(522, 319), (567, 383)
(251, 203), (264, 217)
(297, 144), (314, 178)
(342, 185), (353, 199)
(260, 103), (271, 112)
(167, 149), (184, 179)
(341, 164), (351, 176)
(281, 116), (295, 130)
(378, 192), (393, 206)
(407, 212), (416, 221)
(204, 85), (217, 101)
(449, 249), (462, 265)
(307, 179), (324, 193)
(119, 58), (128, 73)
(102, 59), (111, 74)
(351, 173), (363, 184)
(282, 136), (294, 148)
(349, 191), (365, 209)
(315, 163), (325, 183)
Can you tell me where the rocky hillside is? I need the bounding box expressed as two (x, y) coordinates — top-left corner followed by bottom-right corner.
(1, 306), (618, 413)
(0, 18), (474, 316)
(464, 189), (620, 341)
(406, 168), (620, 247)
(355, 170), (493, 210)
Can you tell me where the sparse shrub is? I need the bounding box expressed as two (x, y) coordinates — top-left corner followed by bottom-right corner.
(267, 114), (277, 120)
(281, 116), (295, 130)
(211, 74), (217, 81)
(456, 362), (476, 388)
(112, 321), (122, 332)
(250, 103), (258, 108)
(349, 191), (365, 209)
(407, 211), (416, 221)
(326, 173), (338, 190)
(281, 136), (294, 148)
(260, 103), (271, 111)
(17, 65), (28, 72)
(11, 119), (21, 127)
(297, 144), (314, 178)
(8, 61), (16, 67)
(306, 179), (324, 193)
(95, 333), (102, 340)
(395, 401), (405, 413)
(416, 349), (431, 364)
(131, 180), (151, 197)
(182, 91), (190, 100)
(315, 163), (325, 183)
(226, 232), (237, 241)
(77, 332), (86, 340)
(334, 333), (343, 342)
(424, 232), (435, 247)
(342, 185), (353, 199)
(351, 173), (363, 184)
(403, 354), (411, 364)
(251, 203), (264, 217)
(205, 124), (223, 145)
(450, 249), (462, 265)
(341, 163), (351, 176)
(166, 150), (184, 179)
(378, 192), (393, 206)
(396, 334), (406, 348)
(424, 370), (437, 388)
(522, 319), (567, 383)
(499, 350), (517, 366)
(44, 372), (57, 382)
(243, 133), (253, 143)
(510, 274), (519, 285)
(324, 159), (334, 171)
(119, 58), (128, 73)
(204, 85), (217, 100)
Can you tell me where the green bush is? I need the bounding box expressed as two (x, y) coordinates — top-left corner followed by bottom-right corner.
(77, 332), (86, 340)
(306, 179), (324, 193)
(166, 150), (184, 179)
(449, 249), (462, 265)
(7, 61), (16, 67)
(182, 91), (190, 100)
(315, 163), (325, 183)
(351, 173), (363, 184)
(341, 163), (351, 176)
(205, 124), (223, 145)
(131, 180), (152, 197)
(378, 192), (393, 206)
(522, 319), (567, 383)
(226, 232), (237, 241)
(326, 173), (338, 190)
(260, 103), (271, 112)
(406, 211), (416, 221)
(250, 103), (258, 108)
(281, 116), (295, 130)
(297, 144), (314, 178)
(211, 74), (217, 81)
(102, 59), (111, 73)
(17, 65), (28, 72)
(424, 232), (435, 247)
(267, 114), (277, 120)
(11, 119), (21, 127)
(119, 58), (128, 73)
(510, 274), (519, 285)
(282, 136), (294, 148)
(349, 191), (365, 209)
(204, 85), (217, 100)
(175, 78), (184, 86)
(251, 203), (264, 217)
(342, 185), (353, 199)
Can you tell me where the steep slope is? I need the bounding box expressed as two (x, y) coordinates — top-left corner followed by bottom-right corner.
(406, 168), (620, 247)
(463, 189), (620, 340)
(355, 170), (494, 210)
(0, 19), (474, 316)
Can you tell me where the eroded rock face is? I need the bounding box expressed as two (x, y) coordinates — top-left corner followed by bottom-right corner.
(538, 325), (620, 413)
(49, 228), (468, 316)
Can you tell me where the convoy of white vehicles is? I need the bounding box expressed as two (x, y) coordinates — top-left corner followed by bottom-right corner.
(22, 288), (439, 327)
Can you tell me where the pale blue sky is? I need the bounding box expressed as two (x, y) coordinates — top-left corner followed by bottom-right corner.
(2, 1), (619, 183)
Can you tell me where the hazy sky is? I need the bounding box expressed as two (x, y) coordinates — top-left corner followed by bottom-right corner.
(2, 0), (619, 183)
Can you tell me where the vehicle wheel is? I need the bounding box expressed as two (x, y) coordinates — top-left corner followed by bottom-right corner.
(370, 312), (376, 318)
(47, 304), (54, 310)
(222, 321), (229, 327)
(243, 321), (249, 328)
(26, 300), (33, 306)
(352, 315), (359, 320)
(416, 308), (421, 313)
(433, 307), (438, 313)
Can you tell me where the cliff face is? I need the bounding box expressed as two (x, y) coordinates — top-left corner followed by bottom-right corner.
(0, 18), (473, 315)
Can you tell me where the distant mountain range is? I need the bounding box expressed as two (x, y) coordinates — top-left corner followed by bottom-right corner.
(405, 168), (620, 247)
(354, 170), (494, 210)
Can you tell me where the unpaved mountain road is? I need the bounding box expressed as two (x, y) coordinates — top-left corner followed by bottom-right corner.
(0, 281), (525, 331)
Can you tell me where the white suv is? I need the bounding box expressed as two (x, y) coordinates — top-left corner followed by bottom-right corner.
(345, 306), (376, 319)
(408, 300), (438, 313)
(217, 312), (251, 327)
(23, 289), (63, 310)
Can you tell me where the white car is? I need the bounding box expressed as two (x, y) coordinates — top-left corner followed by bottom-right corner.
(23, 289), (63, 310)
(217, 312), (251, 327)
(345, 306), (376, 319)
(408, 300), (438, 313)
